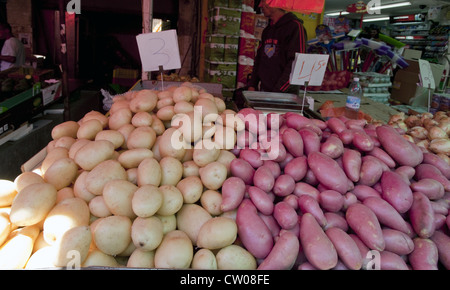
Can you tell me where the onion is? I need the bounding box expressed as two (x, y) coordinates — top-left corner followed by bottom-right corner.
(409, 126), (428, 140)
(428, 126), (448, 140)
(429, 138), (450, 155)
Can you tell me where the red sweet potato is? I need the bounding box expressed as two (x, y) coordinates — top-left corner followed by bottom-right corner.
(380, 171), (413, 214)
(299, 213), (338, 270)
(323, 212), (348, 232)
(273, 201), (298, 230)
(422, 152), (450, 179)
(359, 156), (384, 187)
(382, 228), (414, 256)
(410, 178), (445, 200)
(298, 128), (321, 156)
(363, 196), (411, 235)
(298, 194), (327, 228)
(247, 186), (274, 215)
(346, 203), (385, 251)
(325, 227), (363, 270)
(236, 199), (273, 259)
(376, 124), (423, 167)
(320, 134), (344, 159)
(342, 149), (361, 183)
(352, 184), (381, 201)
(220, 176), (246, 212)
(273, 174), (295, 197)
(319, 190), (344, 213)
(409, 191), (436, 238)
(415, 163), (450, 192)
(408, 238), (439, 270)
(253, 165), (275, 192)
(282, 128), (304, 157)
(379, 250), (409, 270)
(257, 230), (300, 270)
(326, 117), (346, 134)
(307, 151), (350, 194)
(239, 148), (263, 169)
(284, 156), (308, 182)
(367, 146), (396, 168)
(230, 158), (255, 185)
(430, 230), (450, 269)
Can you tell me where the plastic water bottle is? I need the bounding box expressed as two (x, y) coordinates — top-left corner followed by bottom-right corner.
(345, 77), (362, 119)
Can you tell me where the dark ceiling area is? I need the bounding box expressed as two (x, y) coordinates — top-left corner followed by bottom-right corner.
(33, 0), (179, 19)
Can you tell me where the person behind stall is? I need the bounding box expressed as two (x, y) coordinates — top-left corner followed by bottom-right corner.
(0, 22), (25, 71)
(234, 0), (306, 109)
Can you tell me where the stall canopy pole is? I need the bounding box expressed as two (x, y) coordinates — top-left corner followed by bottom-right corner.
(59, 0), (70, 121)
(141, 0), (153, 81)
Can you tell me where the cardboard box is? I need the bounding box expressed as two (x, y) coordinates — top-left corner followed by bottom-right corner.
(391, 60), (421, 105)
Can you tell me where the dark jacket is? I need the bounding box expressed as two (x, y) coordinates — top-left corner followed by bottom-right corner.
(249, 12), (306, 93)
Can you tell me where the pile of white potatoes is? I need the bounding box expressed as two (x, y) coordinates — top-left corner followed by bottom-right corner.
(0, 82), (260, 270)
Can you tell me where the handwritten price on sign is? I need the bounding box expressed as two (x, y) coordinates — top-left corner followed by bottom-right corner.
(136, 29), (181, 72)
(290, 53), (329, 86)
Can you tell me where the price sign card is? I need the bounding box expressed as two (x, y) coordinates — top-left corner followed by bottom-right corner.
(290, 53), (329, 86)
(136, 29), (181, 72)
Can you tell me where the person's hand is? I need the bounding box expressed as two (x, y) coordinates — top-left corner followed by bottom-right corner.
(248, 86), (256, 91)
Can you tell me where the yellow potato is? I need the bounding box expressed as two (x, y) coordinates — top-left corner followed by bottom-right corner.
(54, 136), (77, 150)
(93, 215), (132, 256)
(174, 101), (194, 114)
(0, 225), (40, 269)
(200, 189), (223, 216)
(44, 157), (78, 190)
(137, 157), (161, 187)
(0, 211), (11, 247)
(176, 175), (203, 204)
(193, 140), (220, 167)
(0, 180), (17, 207)
(109, 98), (130, 114)
(32, 231), (50, 253)
(158, 127), (187, 161)
(154, 230), (193, 269)
(41, 147), (69, 174)
(109, 107), (133, 130)
(156, 96), (174, 110)
(196, 217), (237, 250)
(132, 185), (163, 218)
(160, 156), (183, 186)
(172, 85), (192, 103)
(10, 183), (57, 226)
(155, 214), (176, 234)
(85, 159), (127, 195)
(74, 140), (115, 171)
(216, 149), (237, 177)
(182, 160), (200, 178)
(73, 171), (96, 202)
(213, 125), (237, 150)
(51, 120), (79, 140)
(126, 126), (157, 150)
(152, 136), (162, 161)
(129, 89), (158, 113)
(197, 92), (215, 101)
(157, 90), (173, 100)
(156, 185), (183, 216)
(43, 197), (90, 244)
(176, 204), (212, 245)
(127, 248), (155, 268)
(76, 118), (103, 140)
(171, 111), (202, 143)
(182, 148), (194, 162)
(81, 110), (108, 128)
(151, 115), (166, 136)
(103, 179), (137, 219)
(56, 187), (75, 203)
(118, 240), (136, 257)
(53, 225), (92, 267)
(195, 98), (218, 120)
(95, 129), (125, 149)
(214, 97), (226, 113)
(191, 248), (217, 270)
(199, 161), (227, 190)
(88, 196), (112, 218)
(13, 172), (45, 193)
(156, 105), (176, 122)
(82, 249), (119, 267)
(116, 123), (136, 150)
(126, 168), (138, 185)
(131, 111), (153, 127)
(68, 138), (91, 159)
(215, 244), (257, 270)
(118, 148), (155, 169)
(131, 216), (163, 251)
(25, 246), (57, 269)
